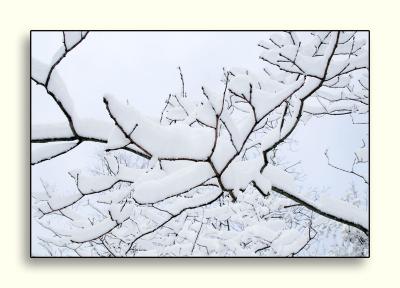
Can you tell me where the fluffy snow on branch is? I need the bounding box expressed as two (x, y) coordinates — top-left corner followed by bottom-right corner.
(280, 97), (302, 136)
(203, 205), (234, 221)
(32, 123), (74, 140)
(160, 159), (200, 174)
(335, 38), (367, 55)
(222, 157), (263, 190)
(70, 217), (117, 243)
(73, 119), (116, 142)
(192, 102), (217, 127)
(258, 165), (368, 230)
(220, 110), (255, 150)
(64, 31), (87, 50)
(32, 141), (79, 164)
(32, 58), (50, 84)
(251, 78), (304, 119)
(76, 174), (119, 194)
(48, 192), (82, 210)
(228, 74), (257, 100)
(244, 223), (279, 242)
(317, 195), (368, 229)
(271, 229), (309, 256)
(259, 127), (281, 151)
(159, 188), (222, 215)
(210, 135), (238, 172)
(107, 126), (130, 149)
(326, 54), (369, 80)
(202, 86), (223, 114)
(47, 68), (76, 118)
(293, 77), (322, 100)
(308, 99), (362, 115)
(261, 32), (339, 79)
(104, 95), (214, 159)
(96, 186), (132, 205)
(133, 162), (215, 203)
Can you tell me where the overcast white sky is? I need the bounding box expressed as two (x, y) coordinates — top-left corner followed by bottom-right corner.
(31, 31), (368, 212)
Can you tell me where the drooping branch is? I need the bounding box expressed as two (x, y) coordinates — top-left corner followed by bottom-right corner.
(32, 32), (89, 137)
(253, 182), (368, 235)
(31, 31), (152, 165)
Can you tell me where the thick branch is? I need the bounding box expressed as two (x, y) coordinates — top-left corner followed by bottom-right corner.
(253, 182), (368, 235)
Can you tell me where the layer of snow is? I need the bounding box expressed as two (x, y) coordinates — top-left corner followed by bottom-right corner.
(251, 78), (304, 119)
(262, 165), (297, 194)
(260, 165), (368, 230)
(70, 217), (117, 242)
(326, 54), (368, 80)
(317, 194), (368, 228)
(47, 67), (76, 118)
(106, 125), (130, 150)
(48, 192), (82, 210)
(105, 95), (214, 159)
(271, 229), (308, 255)
(134, 162), (215, 203)
(77, 174), (118, 194)
(64, 32), (86, 50)
(31, 58), (50, 84)
(202, 86), (223, 114)
(210, 135), (237, 172)
(160, 188), (221, 215)
(32, 141), (78, 164)
(32, 123), (74, 140)
(259, 127), (280, 151)
(221, 157), (263, 190)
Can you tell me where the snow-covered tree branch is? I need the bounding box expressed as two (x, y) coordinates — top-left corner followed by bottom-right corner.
(31, 31), (369, 257)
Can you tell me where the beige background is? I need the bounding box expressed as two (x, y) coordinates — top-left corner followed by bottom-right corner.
(0, 0), (396, 287)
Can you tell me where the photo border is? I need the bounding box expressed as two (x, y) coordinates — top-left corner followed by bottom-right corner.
(30, 29), (370, 259)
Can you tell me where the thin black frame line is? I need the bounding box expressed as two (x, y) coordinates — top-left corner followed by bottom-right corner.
(30, 30), (33, 259)
(368, 31), (371, 257)
(29, 30), (370, 259)
(30, 29), (371, 32)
